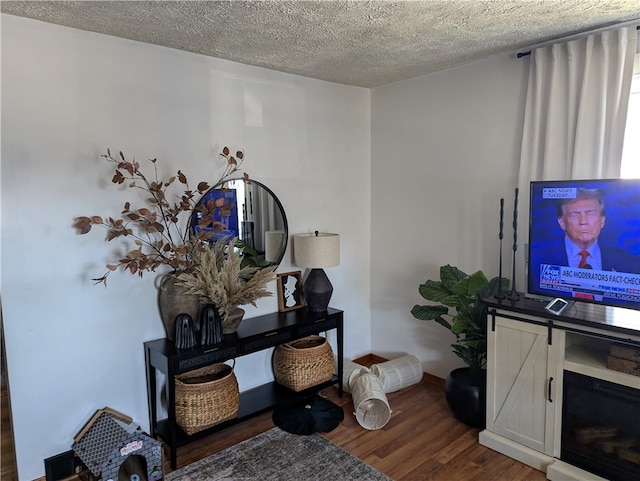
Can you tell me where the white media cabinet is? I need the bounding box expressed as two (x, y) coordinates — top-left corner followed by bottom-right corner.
(479, 296), (640, 481)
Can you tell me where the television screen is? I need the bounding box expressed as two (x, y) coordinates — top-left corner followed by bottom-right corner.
(527, 179), (640, 310)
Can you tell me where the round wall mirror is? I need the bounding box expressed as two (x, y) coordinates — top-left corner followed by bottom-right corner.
(190, 178), (288, 267)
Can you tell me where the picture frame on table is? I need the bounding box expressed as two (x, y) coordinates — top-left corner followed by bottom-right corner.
(277, 271), (305, 312)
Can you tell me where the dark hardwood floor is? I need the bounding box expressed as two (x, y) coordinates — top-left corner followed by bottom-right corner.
(165, 375), (545, 481)
(1, 376), (18, 481)
(10, 366), (546, 481)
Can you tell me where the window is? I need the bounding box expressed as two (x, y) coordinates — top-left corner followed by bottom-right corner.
(620, 52), (640, 179)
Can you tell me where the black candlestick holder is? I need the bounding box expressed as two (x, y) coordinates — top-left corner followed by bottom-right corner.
(507, 249), (520, 301)
(495, 198), (506, 299)
(507, 188), (520, 301)
(495, 249), (506, 299)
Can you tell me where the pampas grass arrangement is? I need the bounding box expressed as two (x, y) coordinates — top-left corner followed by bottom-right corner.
(177, 237), (277, 319)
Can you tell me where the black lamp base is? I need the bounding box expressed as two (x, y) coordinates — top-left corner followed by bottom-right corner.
(303, 268), (333, 312)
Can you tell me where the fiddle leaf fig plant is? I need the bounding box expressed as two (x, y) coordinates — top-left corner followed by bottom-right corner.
(411, 265), (507, 376)
(73, 146), (249, 285)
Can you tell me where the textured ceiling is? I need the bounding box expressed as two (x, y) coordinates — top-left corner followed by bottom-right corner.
(2, 1), (639, 87)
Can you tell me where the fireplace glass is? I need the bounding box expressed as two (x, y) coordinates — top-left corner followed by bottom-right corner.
(561, 371), (640, 481)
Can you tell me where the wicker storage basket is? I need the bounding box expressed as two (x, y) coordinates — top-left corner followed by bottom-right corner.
(273, 335), (334, 392)
(607, 355), (640, 377)
(175, 362), (239, 435)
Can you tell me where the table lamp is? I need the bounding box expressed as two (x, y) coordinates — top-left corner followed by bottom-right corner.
(294, 231), (340, 312)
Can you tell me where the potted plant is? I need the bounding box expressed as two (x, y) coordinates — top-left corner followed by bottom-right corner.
(411, 264), (506, 427)
(176, 237), (277, 333)
(73, 146), (251, 339)
(73, 146), (247, 283)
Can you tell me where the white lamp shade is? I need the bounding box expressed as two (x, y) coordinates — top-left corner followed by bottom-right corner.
(294, 232), (340, 268)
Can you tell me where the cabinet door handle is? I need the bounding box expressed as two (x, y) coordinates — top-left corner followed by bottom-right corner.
(548, 377), (553, 402)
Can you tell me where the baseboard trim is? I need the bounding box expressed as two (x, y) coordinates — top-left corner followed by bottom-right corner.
(352, 353), (388, 366)
(422, 371), (445, 387)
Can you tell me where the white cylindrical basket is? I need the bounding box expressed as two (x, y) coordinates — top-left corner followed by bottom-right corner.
(337, 359), (372, 393)
(349, 369), (391, 430)
(371, 354), (423, 393)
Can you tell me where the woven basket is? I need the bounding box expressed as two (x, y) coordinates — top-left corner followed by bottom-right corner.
(175, 362), (239, 435)
(273, 335), (334, 392)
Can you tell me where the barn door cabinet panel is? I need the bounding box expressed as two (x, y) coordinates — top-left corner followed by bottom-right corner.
(144, 307), (344, 469)
(481, 310), (563, 471)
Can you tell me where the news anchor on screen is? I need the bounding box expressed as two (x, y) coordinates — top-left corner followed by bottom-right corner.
(534, 188), (640, 273)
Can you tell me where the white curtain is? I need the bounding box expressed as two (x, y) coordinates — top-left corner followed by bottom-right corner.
(518, 25), (638, 188)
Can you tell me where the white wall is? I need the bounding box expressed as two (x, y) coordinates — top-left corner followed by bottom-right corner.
(370, 55), (529, 378)
(1, 14), (371, 480)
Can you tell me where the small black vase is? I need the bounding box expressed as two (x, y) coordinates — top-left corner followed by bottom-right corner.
(444, 367), (486, 428)
(199, 304), (223, 346)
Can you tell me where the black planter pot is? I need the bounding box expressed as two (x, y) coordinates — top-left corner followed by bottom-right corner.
(444, 367), (486, 428)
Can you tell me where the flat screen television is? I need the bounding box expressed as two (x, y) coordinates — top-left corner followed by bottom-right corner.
(527, 178), (640, 310)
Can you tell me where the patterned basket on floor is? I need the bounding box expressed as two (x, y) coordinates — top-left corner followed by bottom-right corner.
(273, 335), (334, 392)
(175, 362), (239, 435)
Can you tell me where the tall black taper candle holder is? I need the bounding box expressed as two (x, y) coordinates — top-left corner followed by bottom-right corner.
(495, 197), (506, 299)
(508, 187), (520, 301)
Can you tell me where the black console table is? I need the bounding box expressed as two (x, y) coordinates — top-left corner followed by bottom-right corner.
(144, 307), (344, 469)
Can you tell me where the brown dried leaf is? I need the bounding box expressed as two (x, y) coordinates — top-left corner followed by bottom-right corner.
(218, 204), (234, 217)
(222, 146), (229, 156)
(122, 163), (134, 176)
(73, 217), (92, 234)
(112, 171), (125, 184)
(178, 171), (187, 184)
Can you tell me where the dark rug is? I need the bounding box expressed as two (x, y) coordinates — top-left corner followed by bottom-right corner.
(165, 427), (392, 481)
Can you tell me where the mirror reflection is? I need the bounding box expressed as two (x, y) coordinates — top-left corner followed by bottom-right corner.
(191, 178), (288, 267)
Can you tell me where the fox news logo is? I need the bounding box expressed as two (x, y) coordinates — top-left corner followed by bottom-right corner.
(540, 264), (561, 281)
